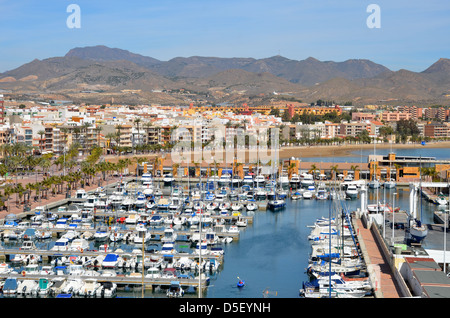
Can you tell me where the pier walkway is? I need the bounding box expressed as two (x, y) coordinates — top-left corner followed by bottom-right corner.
(355, 217), (403, 298)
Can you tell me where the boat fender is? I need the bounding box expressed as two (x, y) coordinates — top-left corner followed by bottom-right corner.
(22, 270), (26, 276)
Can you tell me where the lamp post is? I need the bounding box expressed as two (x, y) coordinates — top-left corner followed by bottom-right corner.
(392, 192), (397, 247)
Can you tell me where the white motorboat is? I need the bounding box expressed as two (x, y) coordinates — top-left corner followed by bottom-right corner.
(78, 278), (101, 298)
(161, 227), (177, 242)
(231, 202), (243, 211)
(409, 218), (428, 243)
(302, 190), (313, 200)
(218, 173), (232, 187)
(133, 223), (151, 244)
(93, 227), (109, 242)
(368, 179), (380, 189)
(278, 173), (290, 189)
(300, 173), (315, 187)
(367, 203), (391, 213)
(383, 178), (397, 189)
(267, 199), (286, 211)
(242, 175), (254, 187)
(246, 202), (258, 211)
(95, 282), (117, 298)
(345, 185), (358, 199)
(68, 238), (89, 252)
(254, 174), (266, 186)
(61, 278), (85, 295)
(435, 194), (448, 206)
(51, 238), (70, 252)
(17, 279), (40, 297)
(290, 174), (301, 189)
(163, 173), (175, 186)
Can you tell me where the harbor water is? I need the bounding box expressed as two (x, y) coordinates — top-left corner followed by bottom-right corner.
(1, 147), (448, 298)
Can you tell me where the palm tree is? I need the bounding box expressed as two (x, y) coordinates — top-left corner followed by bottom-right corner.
(331, 164), (339, 181)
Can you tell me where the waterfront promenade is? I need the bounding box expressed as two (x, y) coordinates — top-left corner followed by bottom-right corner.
(0, 175), (125, 220)
(355, 217), (403, 298)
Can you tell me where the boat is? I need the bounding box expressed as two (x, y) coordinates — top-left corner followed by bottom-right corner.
(102, 254), (123, 268)
(278, 173), (290, 189)
(218, 173), (232, 187)
(302, 189), (313, 199)
(367, 203), (391, 213)
(237, 278), (245, 288)
(163, 173), (175, 186)
(93, 226), (109, 242)
(345, 185), (358, 199)
(435, 194), (448, 206)
(167, 281), (184, 298)
(133, 223), (151, 244)
(3, 278), (19, 296)
(246, 202), (258, 211)
(291, 191), (302, 200)
(290, 174), (300, 189)
(267, 199), (286, 211)
(68, 238), (89, 252)
(383, 178), (397, 189)
(254, 174), (266, 186)
(368, 178), (380, 189)
(61, 278), (84, 296)
(79, 278), (101, 297)
(231, 202), (243, 211)
(51, 237), (70, 252)
(17, 279), (40, 296)
(315, 184), (328, 200)
(125, 212), (141, 224)
(161, 227), (177, 243)
(38, 278), (54, 297)
(231, 175), (242, 187)
(409, 218), (428, 243)
(300, 173), (315, 187)
(149, 214), (163, 227)
(299, 278), (369, 298)
(242, 175), (254, 187)
(95, 281), (117, 298)
(75, 189), (88, 199)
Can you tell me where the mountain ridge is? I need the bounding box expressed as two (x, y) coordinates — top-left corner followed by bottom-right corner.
(0, 45), (448, 106)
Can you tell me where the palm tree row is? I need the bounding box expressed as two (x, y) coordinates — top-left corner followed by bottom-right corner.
(0, 141), (162, 211)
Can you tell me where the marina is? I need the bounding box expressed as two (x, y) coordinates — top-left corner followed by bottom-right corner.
(0, 148), (448, 298)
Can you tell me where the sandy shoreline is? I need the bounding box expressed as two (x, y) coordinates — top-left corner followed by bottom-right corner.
(279, 141), (450, 159)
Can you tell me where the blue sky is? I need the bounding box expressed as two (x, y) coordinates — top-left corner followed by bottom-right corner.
(0, 0), (449, 73)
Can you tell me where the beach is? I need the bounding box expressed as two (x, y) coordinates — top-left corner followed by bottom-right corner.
(279, 141), (450, 159)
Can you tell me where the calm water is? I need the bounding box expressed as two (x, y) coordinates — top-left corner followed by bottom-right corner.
(299, 147), (450, 163)
(204, 187), (441, 298)
(4, 145), (448, 298)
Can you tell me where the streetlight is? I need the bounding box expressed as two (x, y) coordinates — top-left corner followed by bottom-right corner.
(392, 192), (397, 247)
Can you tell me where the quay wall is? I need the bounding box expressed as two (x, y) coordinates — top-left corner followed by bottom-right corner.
(355, 212), (411, 298)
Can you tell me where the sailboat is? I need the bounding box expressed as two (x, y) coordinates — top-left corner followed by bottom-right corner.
(409, 157), (427, 243)
(368, 141), (380, 189)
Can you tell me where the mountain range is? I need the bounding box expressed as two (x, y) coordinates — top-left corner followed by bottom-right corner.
(0, 45), (449, 106)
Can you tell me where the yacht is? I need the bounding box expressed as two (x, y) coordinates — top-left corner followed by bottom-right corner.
(267, 199), (286, 211)
(345, 185), (358, 199)
(231, 175), (242, 188)
(278, 173), (290, 189)
(163, 173), (175, 186)
(254, 174), (266, 186)
(242, 175), (254, 187)
(218, 173), (232, 187)
(300, 173), (315, 187)
(140, 173), (152, 184)
(289, 174), (300, 189)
